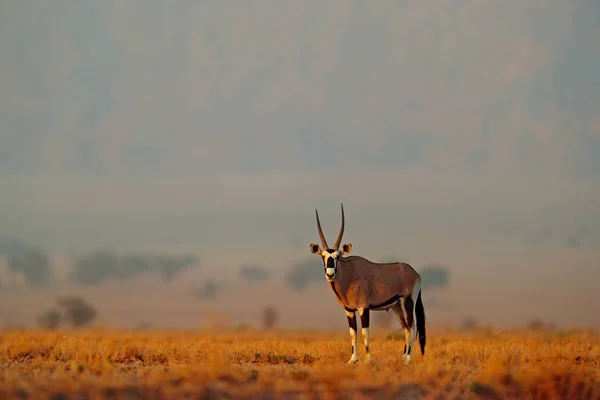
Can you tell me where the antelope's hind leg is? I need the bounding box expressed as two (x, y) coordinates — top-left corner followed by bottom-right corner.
(346, 311), (359, 364)
(359, 308), (372, 363)
(391, 301), (414, 365)
(401, 296), (417, 365)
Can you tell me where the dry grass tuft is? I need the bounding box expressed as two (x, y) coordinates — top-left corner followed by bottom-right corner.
(0, 328), (598, 399)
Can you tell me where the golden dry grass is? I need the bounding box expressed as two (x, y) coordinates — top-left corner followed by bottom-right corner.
(0, 327), (599, 399)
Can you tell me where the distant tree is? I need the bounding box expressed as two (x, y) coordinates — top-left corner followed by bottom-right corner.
(36, 309), (62, 330)
(460, 316), (478, 331)
(239, 264), (270, 282)
(117, 254), (153, 278)
(0, 236), (29, 257)
(155, 254), (199, 281)
(7, 248), (51, 286)
(262, 306), (279, 330)
(420, 264), (450, 290)
(69, 250), (119, 285)
(192, 281), (221, 300)
(69, 250), (200, 285)
(57, 296), (97, 328)
(284, 258), (323, 292)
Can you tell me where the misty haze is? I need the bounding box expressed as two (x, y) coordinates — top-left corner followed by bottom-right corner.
(1, 1), (599, 333)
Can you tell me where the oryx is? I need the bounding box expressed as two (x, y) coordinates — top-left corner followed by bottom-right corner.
(309, 203), (426, 365)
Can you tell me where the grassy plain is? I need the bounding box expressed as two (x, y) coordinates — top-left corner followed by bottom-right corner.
(0, 327), (598, 399)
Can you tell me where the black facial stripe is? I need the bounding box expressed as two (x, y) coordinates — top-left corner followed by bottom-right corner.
(325, 249), (336, 254)
(326, 257), (335, 269)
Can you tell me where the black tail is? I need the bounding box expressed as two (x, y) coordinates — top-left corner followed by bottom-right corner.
(415, 290), (426, 356)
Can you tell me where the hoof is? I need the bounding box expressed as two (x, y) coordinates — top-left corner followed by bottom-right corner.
(403, 354), (413, 365)
(346, 357), (359, 364)
(365, 354), (373, 364)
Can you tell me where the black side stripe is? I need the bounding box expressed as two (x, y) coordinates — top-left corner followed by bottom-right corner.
(328, 282), (356, 312)
(370, 295), (401, 310)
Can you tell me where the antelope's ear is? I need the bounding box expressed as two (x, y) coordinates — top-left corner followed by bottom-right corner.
(309, 243), (322, 255)
(341, 243), (352, 254)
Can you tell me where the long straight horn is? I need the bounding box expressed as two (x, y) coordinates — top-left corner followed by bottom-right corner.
(333, 203), (345, 250)
(315, 209), (329, 249)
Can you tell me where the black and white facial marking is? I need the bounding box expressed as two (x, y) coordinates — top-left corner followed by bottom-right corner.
(310, 242), (352, 282)
(322, 248), (341, 281)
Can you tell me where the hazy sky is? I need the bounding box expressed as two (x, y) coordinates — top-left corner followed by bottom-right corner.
(1, 1), (599, 277)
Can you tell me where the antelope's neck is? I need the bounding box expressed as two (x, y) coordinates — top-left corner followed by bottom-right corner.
(329, 258), (351, 304)
(328, 279), (348, 308)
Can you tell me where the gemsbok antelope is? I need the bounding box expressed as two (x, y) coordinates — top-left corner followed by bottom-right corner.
(309, 203), (426, 365)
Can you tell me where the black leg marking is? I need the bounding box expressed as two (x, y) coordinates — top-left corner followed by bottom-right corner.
(402, 296), (415, 356)
(347, 313), (357, 357)
(403, 295), (414, 328)
(361, 309), (371, 357)
(360, 309), (370, 329)
(347, 314), (357, 331)
(403, 344), (407, 354)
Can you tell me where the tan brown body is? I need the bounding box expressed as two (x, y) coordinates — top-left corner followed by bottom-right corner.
(329, 256), (421, 312)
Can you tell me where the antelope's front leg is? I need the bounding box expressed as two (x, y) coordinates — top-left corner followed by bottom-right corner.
(346, 311), (358, 363)
(359, 308), (372, 363)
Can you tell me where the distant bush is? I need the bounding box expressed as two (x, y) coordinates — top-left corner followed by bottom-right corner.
(192, 281), (221, 300)
(284, 258), (323, 292)
(459, 316), (478, 332)
(262, 306), (279, 330)
(528, 318), (556, 331)
(36, 309), (62, 330)
(239, 264), (270, 282)
(68, 250), (200, 285)
(57, 296), (97, 328)
(36, 296), (98, 330)
(136, 322), (153, 331)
